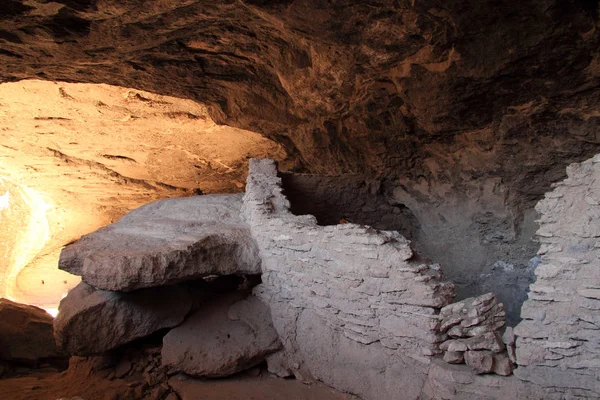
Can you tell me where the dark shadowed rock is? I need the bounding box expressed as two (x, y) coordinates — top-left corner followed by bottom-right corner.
(59, 194), (261, 291)
(54, 282), (193, 355)
(0, 298), (65, 362)
(162, 292), (281, 378)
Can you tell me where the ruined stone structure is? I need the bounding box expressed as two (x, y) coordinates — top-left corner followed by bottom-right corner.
(12, 156), (589, 399)
(243, 159), (455, 398)
(514, 155), (600, 398)
(244, 159), (454, 355)
(1, 1), (599, 398)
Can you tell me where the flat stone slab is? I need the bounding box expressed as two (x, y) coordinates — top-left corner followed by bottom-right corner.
(54, 282), (193, 355)
(162, 292), (281, 378)
(0, 298), (66, 362)
(59, 194), (261, 291)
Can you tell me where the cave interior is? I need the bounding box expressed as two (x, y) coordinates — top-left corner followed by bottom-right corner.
(0, 0), (599, 399)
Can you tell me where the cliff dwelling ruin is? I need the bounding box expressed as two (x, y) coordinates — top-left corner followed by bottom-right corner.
(0, 1), (599, 399)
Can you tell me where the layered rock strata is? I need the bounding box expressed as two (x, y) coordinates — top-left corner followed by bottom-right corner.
(514, 155), (600, 398)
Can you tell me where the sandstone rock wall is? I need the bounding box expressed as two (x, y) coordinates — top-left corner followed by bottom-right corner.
(242, 159), (455, 397)
(514, 155), (600, 398)
(0, 0), (598, 197)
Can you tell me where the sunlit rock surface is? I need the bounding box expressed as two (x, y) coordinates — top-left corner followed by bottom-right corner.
(0, 80), (286, 308)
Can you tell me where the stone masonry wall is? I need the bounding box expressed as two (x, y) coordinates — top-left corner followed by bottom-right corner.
(514, 155), (600, 398)
(243, 157), (600, 399)
(242, 159), (455, 396)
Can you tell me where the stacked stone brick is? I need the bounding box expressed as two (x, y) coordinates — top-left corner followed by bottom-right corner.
(514, 155), (600, 397)
(242, 159), (455, 367)
(438, 293), (514, 375)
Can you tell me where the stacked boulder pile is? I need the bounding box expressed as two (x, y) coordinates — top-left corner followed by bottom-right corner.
(438, 293), (515, 376)
(54, 193), (283, 382)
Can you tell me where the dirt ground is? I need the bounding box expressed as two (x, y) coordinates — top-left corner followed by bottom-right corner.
(0, 367), (355, 400)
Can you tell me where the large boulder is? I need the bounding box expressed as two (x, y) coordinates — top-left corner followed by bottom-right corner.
(54, 282), (193, 355)
(59, 194), (261, 291)
(162, 292), (281, 378)
(0, 298), (65, 362)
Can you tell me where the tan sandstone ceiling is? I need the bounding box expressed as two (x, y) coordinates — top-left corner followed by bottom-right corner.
(0, 79), (287, 310)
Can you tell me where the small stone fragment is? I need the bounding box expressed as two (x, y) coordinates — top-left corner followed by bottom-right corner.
(266, 351), (294, 378)
(502, 327), (515, 346)
(464, 350), (494, 374)
(466, 332), (505, 353)
(443, 351), (465, 364)
(492, 352), (514, 376)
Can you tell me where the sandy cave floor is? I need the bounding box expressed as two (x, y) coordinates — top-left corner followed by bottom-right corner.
(0, 368), (354, 400)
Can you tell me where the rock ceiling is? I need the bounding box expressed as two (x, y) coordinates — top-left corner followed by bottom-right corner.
(0, 0), (598, 195)
(0, 0), (599, 309)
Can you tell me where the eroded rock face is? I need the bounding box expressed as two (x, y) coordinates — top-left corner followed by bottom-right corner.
(54, 282), (193, 355)
(162, 293), (281, 378)
(0, 80), (287, 307)
(0, 298), (65, 363)
(59, 194), (261, 291)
